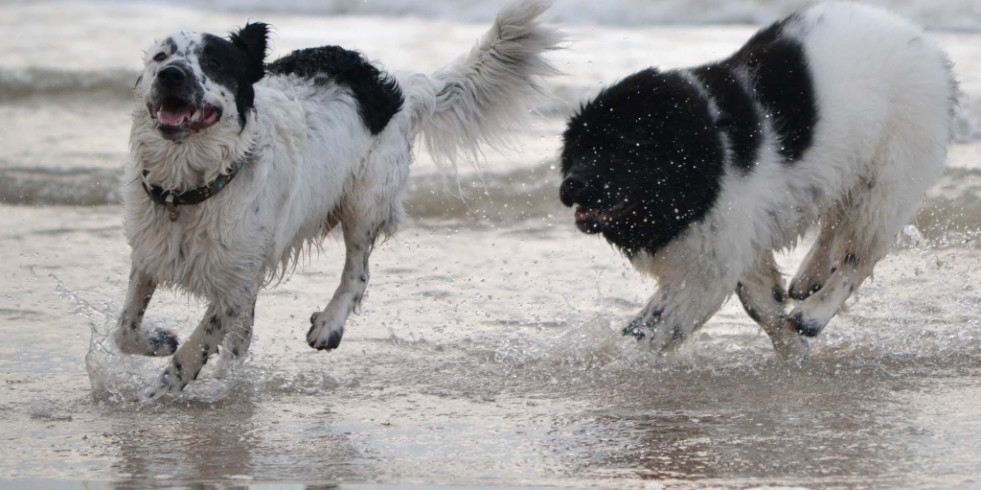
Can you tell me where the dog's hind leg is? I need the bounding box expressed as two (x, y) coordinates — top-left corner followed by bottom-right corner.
(789, 145), (946, 337)
(114, 267), (178, 357)
(307, 218), (381, 351)
(736, 252), (809, 359)
(788, 209), (844, 301)
(786, 235), (881, 338)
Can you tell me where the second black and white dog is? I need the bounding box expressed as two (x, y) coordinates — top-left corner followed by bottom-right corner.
(559, 3), (955, 358)
(116, 0), (559, 398)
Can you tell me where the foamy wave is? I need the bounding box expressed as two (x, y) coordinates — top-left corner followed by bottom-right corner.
(157, 0), (981, 31)
(3, 63), (979, 143)
(4, 163), (979, 245)
(0, 67), (137, 101)
(0, 167), (122, 206)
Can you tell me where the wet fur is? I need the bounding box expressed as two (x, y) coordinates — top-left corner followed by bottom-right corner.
(116, 0), (560, 400)
(559, 3), (956, 357)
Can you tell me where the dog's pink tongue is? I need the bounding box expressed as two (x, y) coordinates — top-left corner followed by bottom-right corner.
(157, 107), (192, 126)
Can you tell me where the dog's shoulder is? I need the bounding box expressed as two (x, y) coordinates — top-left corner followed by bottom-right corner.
(722, 13), (817, 163)
(267, 46), (403, 135)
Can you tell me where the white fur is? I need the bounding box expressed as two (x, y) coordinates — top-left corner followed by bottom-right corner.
(628, 3), (955, 357)
(116, 0), (559, 399)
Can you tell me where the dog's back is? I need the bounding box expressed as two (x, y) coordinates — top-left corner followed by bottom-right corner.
(791, 2), (954, 201)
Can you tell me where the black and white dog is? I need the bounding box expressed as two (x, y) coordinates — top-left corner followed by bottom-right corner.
(559, 3), (955, 357)
(116, 0), (559, 398)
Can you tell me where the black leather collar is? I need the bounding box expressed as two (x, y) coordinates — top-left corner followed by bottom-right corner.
(141, 152), (252, 221)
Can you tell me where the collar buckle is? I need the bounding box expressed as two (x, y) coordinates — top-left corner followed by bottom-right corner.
(165, 194), (179, 221)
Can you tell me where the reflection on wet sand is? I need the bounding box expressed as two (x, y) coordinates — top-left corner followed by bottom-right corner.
(564, 363), (910, 486)
(103, 399), (369, 485)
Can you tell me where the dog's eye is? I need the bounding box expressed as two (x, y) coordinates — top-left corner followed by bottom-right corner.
(153, 52), (167, 62)
(204, 58), (221, 70)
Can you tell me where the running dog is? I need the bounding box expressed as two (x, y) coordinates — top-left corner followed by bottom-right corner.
(558, 3), (955, 358)
(116, 0), (559, 398)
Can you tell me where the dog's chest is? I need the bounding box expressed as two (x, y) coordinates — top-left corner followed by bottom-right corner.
(127, 201), (262, 295)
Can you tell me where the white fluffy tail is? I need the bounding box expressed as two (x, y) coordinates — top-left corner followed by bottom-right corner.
(412, 0), (561, 164)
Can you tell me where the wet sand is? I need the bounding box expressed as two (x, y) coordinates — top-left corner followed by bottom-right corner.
(2, 204), (981, 488)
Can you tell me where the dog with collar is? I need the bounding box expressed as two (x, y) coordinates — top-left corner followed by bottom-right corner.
(558, 3), (955, 357)
(116, 0), (559, 399)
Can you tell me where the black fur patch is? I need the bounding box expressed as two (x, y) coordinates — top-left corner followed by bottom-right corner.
(162, 38), (178, 56)
(267, 46), (403, 135)
(727, 15), (817, 163)
(561, 69), (725, 255)
(691, 65), (761, 171)
(200, 23), (269, 129)
(559, 13), (818, 255)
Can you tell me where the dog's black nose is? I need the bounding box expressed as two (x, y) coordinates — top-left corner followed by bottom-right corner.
(157, 65), (188, 87)
(559, 176), (585, 207)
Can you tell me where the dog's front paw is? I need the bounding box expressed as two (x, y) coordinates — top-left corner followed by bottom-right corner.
(116, 326), (179, 357)
(766, 315), (811, 361)
(307, 311), (344, 351)
(787, 311), (825, 337)
(142, 363), (187, 403)
(622, 317), (650, 340)
(622, 308), (689, 353)
(788, 277), (825, 301)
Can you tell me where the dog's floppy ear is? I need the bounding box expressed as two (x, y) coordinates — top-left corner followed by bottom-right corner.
(230, 22), (269, 84)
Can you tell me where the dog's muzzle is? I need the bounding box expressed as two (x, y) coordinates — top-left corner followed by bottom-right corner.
(148, 64), (220, 139)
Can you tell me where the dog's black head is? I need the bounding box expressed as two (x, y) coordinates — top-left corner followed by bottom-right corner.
(136, 23), (269, 142)
(559, 69), (725, 256)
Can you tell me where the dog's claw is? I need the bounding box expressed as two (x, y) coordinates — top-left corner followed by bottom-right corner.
(788, 312), (823, 337)
(789, 280), (824, 301)
(117, 326), (179, 357)
(148, 328), (179, 356)
(307, 321), (344, 351)
(622, 320), (647, 340)
(326, 329), (343, 349)
(311, 329), (344, 350)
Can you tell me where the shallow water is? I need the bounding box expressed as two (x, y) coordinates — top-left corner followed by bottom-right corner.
(2, 1), (981, 488)
(3, 206), (981, 487)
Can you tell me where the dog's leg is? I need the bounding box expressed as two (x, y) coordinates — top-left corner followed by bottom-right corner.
(623, 275), (732, 353)
(787, 244), (879, 337)
(145, 292), (257, 400)
(220, 298), (257, 361)
(788, 210), (843, 300)
(787, 190), (889, 338)
(114, 267), (178, 356)
(736, 253), (809, 359)
(307, 219), (379, 350)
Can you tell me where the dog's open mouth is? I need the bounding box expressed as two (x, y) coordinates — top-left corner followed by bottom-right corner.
(574, 199), (638, 234)
(149, 97), (222, 134)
